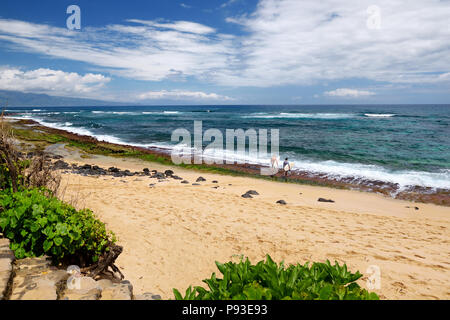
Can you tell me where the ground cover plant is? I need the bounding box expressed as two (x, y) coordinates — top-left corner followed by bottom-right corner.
(173, 255), (379, 300)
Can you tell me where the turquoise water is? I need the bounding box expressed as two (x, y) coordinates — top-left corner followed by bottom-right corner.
(8, 105), (450, 191)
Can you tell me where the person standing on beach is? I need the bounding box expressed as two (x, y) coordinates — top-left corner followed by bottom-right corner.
(270, 154), (279, 176)
(283, 158), (291, 179)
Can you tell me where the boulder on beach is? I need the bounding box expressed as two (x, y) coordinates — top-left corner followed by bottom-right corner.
(124, 170), (134, 177)
(245, 190), (259, 196)
(152, 172), (165, 179)
(164, 170), (174, 177)
(318, 198), (335, 203)
(276, 200), (287, 205)
(241, 193), (253, 198)
(196, 177), (206, 182)
(53, 160), (70, 170)
(181, 180), (189, 184)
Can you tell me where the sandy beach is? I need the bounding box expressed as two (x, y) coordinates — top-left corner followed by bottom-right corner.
(48, 144), (450, 300)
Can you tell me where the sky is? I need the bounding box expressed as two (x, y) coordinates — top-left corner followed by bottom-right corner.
(0, 0), (449, 105)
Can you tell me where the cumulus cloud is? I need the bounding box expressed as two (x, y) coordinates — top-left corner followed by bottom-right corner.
(138, 90), (233, 101)
(0, 67), (110, 97)
(0, 0), (448, 88)
(219, 0), (450, 86)
(324, 88), (375, 98)
(0, 18), (236, 82)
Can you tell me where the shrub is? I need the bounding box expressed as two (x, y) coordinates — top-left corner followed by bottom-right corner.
(0, 188), (116, 264)
(173, 255), (379, 300)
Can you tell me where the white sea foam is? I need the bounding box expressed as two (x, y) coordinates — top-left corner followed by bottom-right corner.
(243, 113), (356, 119)
(37, 120), (93, 136)
(8, 114), (449, 191)
(141, 111), (181, 115)
(173, 147), (450, 190)
(364, 113), (396, 117)
(289, 159), (450, 190)
(91, 111), (140, 115)
(198, 148), (450, 190)
(91, 111), (180, 116)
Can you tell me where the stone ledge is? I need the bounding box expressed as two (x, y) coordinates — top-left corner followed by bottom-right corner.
(0, 235), (161, 300)
(0, 237), (14, 300)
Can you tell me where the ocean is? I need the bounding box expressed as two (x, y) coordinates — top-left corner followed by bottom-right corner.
(7, 104), (450, 193)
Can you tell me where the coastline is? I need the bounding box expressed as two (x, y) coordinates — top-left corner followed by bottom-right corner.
(4, 117), (450, 300)
(6, 116), (450, 206)
(50, 143), (450, 300)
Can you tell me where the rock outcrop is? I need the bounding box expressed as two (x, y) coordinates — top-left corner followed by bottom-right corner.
(0, 235), (161, 300)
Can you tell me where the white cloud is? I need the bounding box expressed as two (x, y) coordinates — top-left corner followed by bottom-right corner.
(221, 0), (239, 9)
(126, 19), (216, 35)
(0, 19), (236, 82)
(220, 0), (450, 86)
(0, 0), (449, 88)
(324, 88), (375, 98)
(180, 3), (191, 9)
(0, 67), (110, 97)
(138, 90), (234, 101)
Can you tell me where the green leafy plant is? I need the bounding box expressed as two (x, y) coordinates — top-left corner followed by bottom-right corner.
(0, 188), (116, 264)
(173, 255), (379, 300)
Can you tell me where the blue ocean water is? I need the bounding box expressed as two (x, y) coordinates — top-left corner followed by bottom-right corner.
(8, 105), (450, 191)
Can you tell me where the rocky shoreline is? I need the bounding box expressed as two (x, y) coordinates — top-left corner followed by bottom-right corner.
(8, 117), (450, 206)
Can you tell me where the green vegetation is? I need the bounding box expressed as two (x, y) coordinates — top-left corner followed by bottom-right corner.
(11, 128), (65, 144)
(0, 188), (115, 263)
(173, 255), (379, 300)
(1, 120), (119, 269)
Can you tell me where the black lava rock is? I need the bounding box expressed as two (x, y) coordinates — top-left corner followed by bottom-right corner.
(164, 170), (174, 177)
(53, 160), (70, 170)
(318, 198), (335, 203)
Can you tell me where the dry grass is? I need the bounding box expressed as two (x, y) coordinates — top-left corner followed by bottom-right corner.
(1, 113), (61, 194)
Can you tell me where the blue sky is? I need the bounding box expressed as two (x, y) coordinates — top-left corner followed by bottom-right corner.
(0, 0), (449, 105)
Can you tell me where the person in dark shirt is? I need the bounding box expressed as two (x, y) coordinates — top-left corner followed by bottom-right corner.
(283, 157), (291, 178)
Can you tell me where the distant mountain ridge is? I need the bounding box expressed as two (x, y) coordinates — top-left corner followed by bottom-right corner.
(0, 90), (125, 107)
